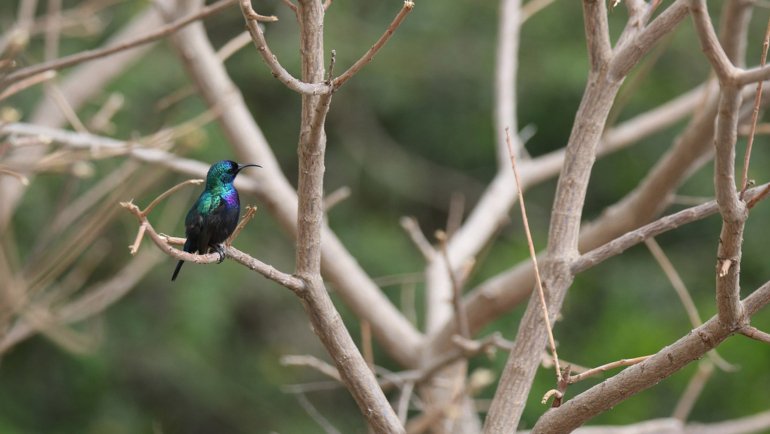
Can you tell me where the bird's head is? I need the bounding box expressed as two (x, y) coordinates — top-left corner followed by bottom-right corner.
(206, 160), (261, 187)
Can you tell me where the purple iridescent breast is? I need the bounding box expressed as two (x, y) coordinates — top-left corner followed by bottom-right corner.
(223, 189), (239, 207)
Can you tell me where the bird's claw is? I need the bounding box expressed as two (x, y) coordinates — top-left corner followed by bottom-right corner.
(215, 244), (226, 263)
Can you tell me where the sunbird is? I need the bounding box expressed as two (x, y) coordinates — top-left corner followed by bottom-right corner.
(171, 160), (260, 281)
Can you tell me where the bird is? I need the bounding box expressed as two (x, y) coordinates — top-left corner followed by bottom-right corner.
(171, 160), (260, 281)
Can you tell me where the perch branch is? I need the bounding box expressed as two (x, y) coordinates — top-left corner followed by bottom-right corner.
(121, 201), (304, 292)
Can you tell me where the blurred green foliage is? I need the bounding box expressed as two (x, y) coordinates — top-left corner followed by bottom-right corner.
(2, 0), (770, 432)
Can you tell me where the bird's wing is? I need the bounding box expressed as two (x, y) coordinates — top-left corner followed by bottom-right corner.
(203, 197), (240, 247)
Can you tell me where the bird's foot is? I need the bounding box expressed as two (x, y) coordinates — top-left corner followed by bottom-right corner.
(214, 244), (226, 263)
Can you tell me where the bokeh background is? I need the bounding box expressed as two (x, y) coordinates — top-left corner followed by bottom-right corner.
(2, 0), (770, 432)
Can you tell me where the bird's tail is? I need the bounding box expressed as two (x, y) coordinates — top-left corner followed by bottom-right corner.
(171, 260), (184, 281)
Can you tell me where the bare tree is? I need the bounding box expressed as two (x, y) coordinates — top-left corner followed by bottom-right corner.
(2, 0), (770, 433)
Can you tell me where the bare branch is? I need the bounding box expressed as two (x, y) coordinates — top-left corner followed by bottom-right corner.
(711, 86), (747, 327)
(645, 238), (737, 372)
(0, 70), (56, 101)
(740, 325), (770, 344)
(281, 354), (343, 382)
(740, 16), (770, 197)
(141, 178), (204, 216)
(323, 186), (350, 211)
(494, 0), (522, 166)
(582, 0), (611, 71)
(683, 410), (770, 434)
(163, 11), (422, 368)
(567, 355), (651, 384)
(506, 127), (560, 383)
(573, 182), (770, 273)
(0, 249), (162, 354)
(530, 280), (770, 433)
(484, 44), (624, 434)
(400, 216), (436, 261)
(0, 168), (30, 185)
(294, 392), (343, 434)
(609, 0), (690, 79)
(672, 361), (714, 421)
(332, 1), (415, 89)
(689, 0), (740, 84)
(239, 0), (327, 95)
(436, 230), (470, 339)
(121, 200), (305, 292)
(0, 0), (238, 87)
(280, 0), (298, 14)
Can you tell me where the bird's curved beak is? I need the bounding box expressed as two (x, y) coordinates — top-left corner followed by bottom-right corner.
(236, 163), (261, 174)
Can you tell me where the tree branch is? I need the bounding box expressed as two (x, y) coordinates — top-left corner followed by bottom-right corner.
(0, 0), (239, 87)
(582, 0), (611, 71)
(121, 200), (305, 291)
(332, 1), (414, 89)
(530, 281), (770, 433)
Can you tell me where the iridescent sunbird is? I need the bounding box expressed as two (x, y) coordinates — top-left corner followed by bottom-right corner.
(171, 160), (260, 281)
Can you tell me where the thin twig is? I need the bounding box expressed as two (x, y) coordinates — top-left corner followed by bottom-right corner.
(531, 279), (770, 432)
(332, 1), (414, 89)
(573, 181), (770, 274)
(546, 365), (571, 407)
(505, 127), (560, 382)
(396, 381), (414, 425)
(0, 70), (56, 101)
(240, 0), (327, 95)
(1, 0), (239, 87)
(740, 16), (770, 197)
(747, 183), (770, 209)
(216, 31), (253, 62)
(672, 360), (714, 421)
(436, 230), (470, 339)
(0, 168), (30, 185)
(740, 325), (770, 344)
(87, 93), (124, 133)
(294, 392), (343, 434)
(446, 193), (465, 239)
(280, 0), (298, 13)
(228, 205), (257, 243)
(520, 0), (556, 23)
(141, 178), (204, 216)
(567, 355), (652, 384)
(323, 186), (350, 211)
(281, 354), (343, 382)
(45, 83), (88, 133)
(645, 238), (702, 325)
(361, 320), (375, 371)
(399, 217), (435, 261)
(645, 238), (737, 372)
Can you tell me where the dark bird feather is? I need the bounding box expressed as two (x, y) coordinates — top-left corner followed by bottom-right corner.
(171, 160), (260, 281)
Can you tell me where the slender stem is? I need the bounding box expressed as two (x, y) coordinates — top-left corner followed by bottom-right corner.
(567, 355), (651, 384)
(530, 281), (770, 433)
(739, 16), (770, 196)
(332, 1), (414, 89)
(505, 128), (560, 382)
(1, 0), (239, 87)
